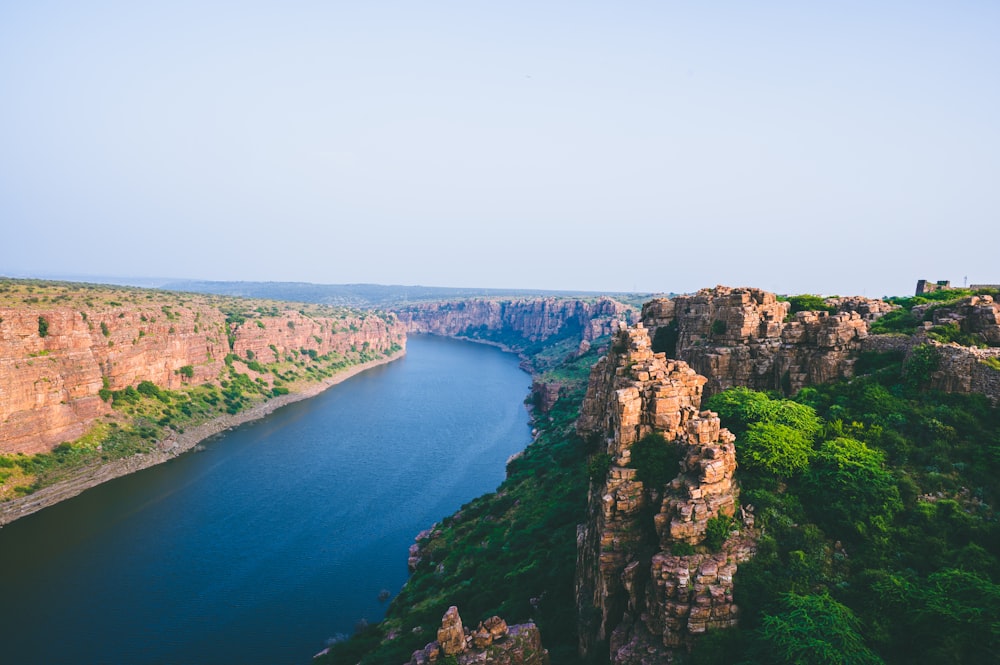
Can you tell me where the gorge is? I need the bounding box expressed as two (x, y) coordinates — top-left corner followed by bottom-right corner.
(2, 278), (999, 665)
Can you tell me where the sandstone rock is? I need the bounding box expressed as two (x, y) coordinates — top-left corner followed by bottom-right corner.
(576, 323), (749, 662)
(531, 380), (562, 414)
(407, 609), (547, 665)
(438, 606), (467, 656)
(640, 286), (874, 397)
(0, 295), (405, 455)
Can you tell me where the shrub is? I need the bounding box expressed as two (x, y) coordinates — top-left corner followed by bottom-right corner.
(37, 316), (49, 338)
(704, 513), (734, 551)
(759, 592), (884, 665)
(630, 433), (682, 489)
(905, 344), (940, 388)
(711, 319), (728, 336)
(101, 322), (110, 337)
(178, 365), (194, 379)
(741, 422), (813, 477)
(587, 453), (613, 482)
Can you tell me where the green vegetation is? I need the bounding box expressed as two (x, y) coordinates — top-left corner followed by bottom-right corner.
(629, 432), (682, 489)
(870, 287), (1000, 338)
(783, 294), (837, 316)
(926, 322), (986, 347)
(323, 329), (999, 665)
(37, 316), (49, 337)
(691, 352), (1000, 665)
(704, 513), (734, 552)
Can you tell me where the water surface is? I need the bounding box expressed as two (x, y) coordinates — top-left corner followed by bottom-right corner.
(0, 335), (531, 664)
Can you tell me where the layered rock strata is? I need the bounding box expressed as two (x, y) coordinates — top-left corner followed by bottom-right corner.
(576, 323), (751, 663)
(406, 606), (548, 665)
(398, 297), (634, 347)
(0, 300), (404, 454)
(641, 286), (876, 396)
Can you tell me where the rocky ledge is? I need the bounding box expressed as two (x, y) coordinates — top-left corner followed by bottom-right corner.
(407, 606), (548, 665)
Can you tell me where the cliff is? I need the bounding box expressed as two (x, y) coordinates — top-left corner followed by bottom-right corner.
(641, 286), (885, 397)
(576, 323), (754, 663)
(397, 297), (635, 357)
(0, 281), (405, 455)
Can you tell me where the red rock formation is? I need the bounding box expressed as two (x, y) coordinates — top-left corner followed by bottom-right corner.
(0, 295), (405, 455)
(407, 606), (548, 665)
(576, 323), (751, 662)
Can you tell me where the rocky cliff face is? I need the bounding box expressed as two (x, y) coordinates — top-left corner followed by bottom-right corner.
(397, 297), (635, 347)
(0, 290), (404, 455)
(406, 606), (548, 665)
(642, 286), (881, 396)
(916, 294), (1000, 346)
(576, 323), (753, 663)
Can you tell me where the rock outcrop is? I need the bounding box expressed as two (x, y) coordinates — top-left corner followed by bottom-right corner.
(407, 607), (548, 665)
(398, 297), (635, 348)
(641, 286), (876, 396)
(0, 289), (405, 455)
(576, 323), (753, 663)
(916, 294), (1000, 346)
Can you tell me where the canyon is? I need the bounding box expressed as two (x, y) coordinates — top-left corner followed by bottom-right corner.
(0, 288), (404, 456)
(398, 297), (636, 357)
(3, 279), (999, 665)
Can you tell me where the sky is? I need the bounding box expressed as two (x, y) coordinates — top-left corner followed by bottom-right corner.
(1, 1), (997, 297)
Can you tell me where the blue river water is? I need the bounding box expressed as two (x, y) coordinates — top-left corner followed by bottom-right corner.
(0, 335), (532, 665)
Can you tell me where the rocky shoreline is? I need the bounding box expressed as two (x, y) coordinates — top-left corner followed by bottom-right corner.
(0, 351), (405, 526)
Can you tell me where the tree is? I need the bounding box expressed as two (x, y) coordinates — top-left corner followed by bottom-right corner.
(804, 437), (901, 535)
(742, 422), (813, 477)
(759, 592), (884, 665)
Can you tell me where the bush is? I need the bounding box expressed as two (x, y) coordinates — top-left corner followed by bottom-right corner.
(630, 433), (682, 489)
(758, 592), (884, 665)
(905, 345), (940, 389)
(742, 422), (813, 477)
(178, 365), (194, 379)
(786, 294), (836, 315)
(711, 319), (728, 336)
(37, 316), (49, 337)
(587, 452), (613, 482)
(704, 513), (734, 551)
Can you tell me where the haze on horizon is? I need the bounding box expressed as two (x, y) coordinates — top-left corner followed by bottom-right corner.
(2, 2), (997, 299)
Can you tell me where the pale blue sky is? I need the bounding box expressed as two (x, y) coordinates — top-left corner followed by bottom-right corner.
(2, 2), (997, 297)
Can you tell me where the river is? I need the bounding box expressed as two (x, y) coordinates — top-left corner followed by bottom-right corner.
(0, 335), (532, 665)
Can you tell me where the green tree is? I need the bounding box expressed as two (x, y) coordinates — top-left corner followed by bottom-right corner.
(804, 437), (901, 535)
(742, 422), (813, 477)
(705, 387), (821, 439)
(37, 316), (49, 338)
(759, 592), (884, 665)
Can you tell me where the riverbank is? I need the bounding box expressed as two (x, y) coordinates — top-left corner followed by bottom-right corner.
(0, 350), (405, 526)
